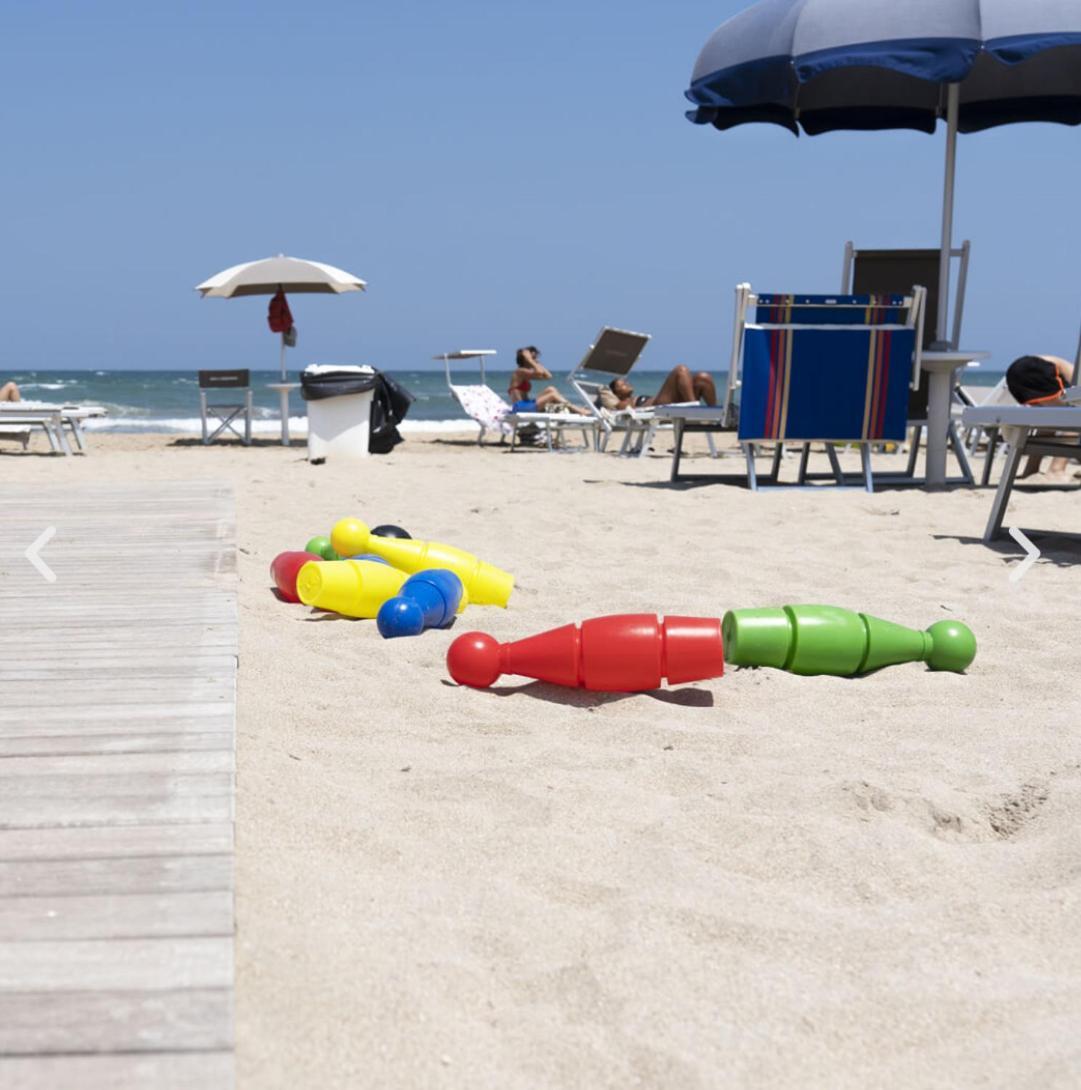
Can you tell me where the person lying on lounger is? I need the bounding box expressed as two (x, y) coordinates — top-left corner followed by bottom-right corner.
(0, 381), (20, 402)
(508, 346), (589, 415)
(597, 365), (717, 411)
(1006, 354), (1075, 481)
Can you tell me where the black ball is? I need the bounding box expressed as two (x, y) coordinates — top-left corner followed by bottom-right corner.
(372, 524), (411, 539)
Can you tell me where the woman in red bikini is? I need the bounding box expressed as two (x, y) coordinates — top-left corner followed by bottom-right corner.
(508, 347), (589, 415)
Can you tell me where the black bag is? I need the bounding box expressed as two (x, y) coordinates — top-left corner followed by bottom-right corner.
(369, 372), (415, 453)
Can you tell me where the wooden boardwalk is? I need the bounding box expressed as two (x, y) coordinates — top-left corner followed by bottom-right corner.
(0, 482), (237, 1089)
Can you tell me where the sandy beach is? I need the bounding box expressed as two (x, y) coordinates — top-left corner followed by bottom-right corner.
(5, 431), (1080, 1089)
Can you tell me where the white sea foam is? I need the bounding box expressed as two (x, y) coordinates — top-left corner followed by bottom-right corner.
(82, 416), (476, 435)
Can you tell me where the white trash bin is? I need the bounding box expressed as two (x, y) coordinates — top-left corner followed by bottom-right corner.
(302, 365), (376, 463)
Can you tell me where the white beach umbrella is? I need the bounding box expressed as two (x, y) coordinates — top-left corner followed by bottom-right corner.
(196, 254), (367, 378)
(195, 254), (366, 298)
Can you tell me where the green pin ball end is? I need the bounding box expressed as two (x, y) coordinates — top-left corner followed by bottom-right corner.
(924, 620), (976, 673)
(304, 536), (339, 561)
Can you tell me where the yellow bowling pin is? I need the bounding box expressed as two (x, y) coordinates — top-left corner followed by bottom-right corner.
(330, 518), (513, 607)
(296, 558), (407, 618)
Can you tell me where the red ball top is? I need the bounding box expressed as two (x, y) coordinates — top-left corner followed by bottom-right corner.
(447, 632), (502, 688)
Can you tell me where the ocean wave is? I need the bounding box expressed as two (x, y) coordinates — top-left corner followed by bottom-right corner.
(21, 382), (71, 391)
(82, 416), (477, 435)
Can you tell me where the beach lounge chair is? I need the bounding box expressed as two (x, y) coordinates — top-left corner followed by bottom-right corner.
(842, 242), (974, 483)
(961, 400), (1081, 540)
(567, 327), (715, 457)
(199, 369), (252, 445)
(438, 350), (597, 452)
(0, 423), (33, 450)
(0, 402), (108, 455)
(731, 287), (923, 491)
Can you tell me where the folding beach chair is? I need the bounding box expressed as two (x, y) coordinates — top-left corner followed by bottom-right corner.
(841, 242), (974, 482)
(438, 350), (597, 452)
(568, 326), (715, 457)
(199, 369), (252, 445)
(734, 288), (923, 491)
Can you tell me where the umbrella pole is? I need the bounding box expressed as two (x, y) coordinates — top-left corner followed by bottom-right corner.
(279, 332), (286, 382)
(937, 83), (960, 347)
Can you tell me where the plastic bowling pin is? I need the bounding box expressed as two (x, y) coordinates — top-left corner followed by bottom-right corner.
(721, 605), (976, 676)
(296, 558), (407, 618)
(304, 536), (340, 560)
(377, 570), (464, 638)
(447, 614), (725, 692)
(330, 518), (513, 607)
(270, 550), (323, 604)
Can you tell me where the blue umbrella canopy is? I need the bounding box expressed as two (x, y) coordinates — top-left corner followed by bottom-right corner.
(685, 0), (1081, 342)
(687, 0), (1081, 134)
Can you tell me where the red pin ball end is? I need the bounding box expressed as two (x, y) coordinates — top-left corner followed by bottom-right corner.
(447, 632), (502, 688)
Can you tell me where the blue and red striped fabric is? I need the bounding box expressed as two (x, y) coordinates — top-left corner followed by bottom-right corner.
(738, 295), (914, 442)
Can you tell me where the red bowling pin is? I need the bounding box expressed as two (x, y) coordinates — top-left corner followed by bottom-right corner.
(446, 614), (724, 692)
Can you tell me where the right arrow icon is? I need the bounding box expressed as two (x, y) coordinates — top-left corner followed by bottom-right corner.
(1007, 527), (1041, 583)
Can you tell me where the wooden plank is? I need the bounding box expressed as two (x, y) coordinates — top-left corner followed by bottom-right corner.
(0, 824), (233, 862)
(0, 989), (232, 1054)
(0, 856), (233, 896)
(0, 703), (235, 725)
(0, 753), (233, 776)
(0, 794), (234, 829)
(0, 938), (233, 991)
(0, 733), (233, 757)
(0, 891), (232, 940)
(0, 717), (234, 738)
(0, 1051), (233, 1089)
(0, 483), (236, 1078)
(0, 773), (233, 799)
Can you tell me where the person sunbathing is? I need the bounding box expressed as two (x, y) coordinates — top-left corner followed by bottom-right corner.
(508, 346), (589, 414)
(599, 365), (717, 410)
(1, 381), (20, 402)
(1005, 354), (1075, 480)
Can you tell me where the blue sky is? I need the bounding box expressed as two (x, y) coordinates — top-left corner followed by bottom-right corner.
(4, 1), (1078, 374)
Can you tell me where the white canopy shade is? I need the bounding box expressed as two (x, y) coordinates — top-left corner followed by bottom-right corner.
(195, 254), (366, 298)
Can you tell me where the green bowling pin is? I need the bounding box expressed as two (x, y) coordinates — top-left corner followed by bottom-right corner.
(721, 605), (976, 677)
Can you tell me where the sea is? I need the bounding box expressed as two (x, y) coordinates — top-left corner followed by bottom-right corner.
(8, 367), (1008, 435)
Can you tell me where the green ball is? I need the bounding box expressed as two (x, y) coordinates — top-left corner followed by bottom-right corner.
(304, 536), (339, 561)
(925, 620), (977, 673)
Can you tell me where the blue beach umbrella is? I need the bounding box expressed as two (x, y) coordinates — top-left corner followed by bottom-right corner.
(686, 0), (1081, 343)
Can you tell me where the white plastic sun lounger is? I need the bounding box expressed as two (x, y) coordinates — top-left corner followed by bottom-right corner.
(438, 350), (597, 452)
(567, 326), (714, 458)
(0, 402), (108, 454)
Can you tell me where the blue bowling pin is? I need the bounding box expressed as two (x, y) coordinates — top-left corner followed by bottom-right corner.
(377, 569), (464, 638)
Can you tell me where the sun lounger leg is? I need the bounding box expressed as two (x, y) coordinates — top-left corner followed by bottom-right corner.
(770, 444), (783, 482)
(905, 425), (922, 478)
(797, 444), (810, 484)
(54, 416), (74, 456)
(705, 431), (717, 459)
(981, 427), (999, 487)
(826, 444), (844, 486)
(635, 421), (655, 458)
(949, 421), (973, 484)
(66, 419), (86, 453)
(743, 443), (759, 490)
(984, 435), (1025, 542)
(670, 420), (685, 482)
(860, 444), (874, 493)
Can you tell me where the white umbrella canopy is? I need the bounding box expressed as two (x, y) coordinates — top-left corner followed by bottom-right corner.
(195, 254), (367, 380)
(195, 254), (366, 298)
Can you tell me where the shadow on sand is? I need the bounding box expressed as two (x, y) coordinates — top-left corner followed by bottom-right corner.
(440, 677), (714, 709)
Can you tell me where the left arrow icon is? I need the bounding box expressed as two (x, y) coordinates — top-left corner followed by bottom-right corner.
(26, 526), (57, 583)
